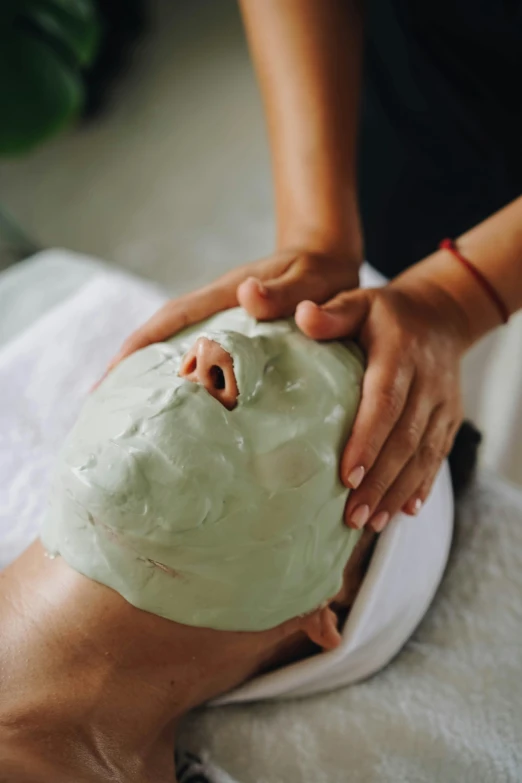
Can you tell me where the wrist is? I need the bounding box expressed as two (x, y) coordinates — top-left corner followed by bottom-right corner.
(390, 249), (501, 350)
(276, 223), (363, 273)
(276, 185), (364, 269)
(274, 241), (363, 292)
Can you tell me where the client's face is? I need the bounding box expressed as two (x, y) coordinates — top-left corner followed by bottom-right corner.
(41, 309), (365, 633)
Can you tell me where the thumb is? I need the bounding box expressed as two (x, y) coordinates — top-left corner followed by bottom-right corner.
(237, 258), (352, 320)
(295, 290), (371, 340)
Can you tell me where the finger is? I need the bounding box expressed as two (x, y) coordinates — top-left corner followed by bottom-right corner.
(368, 406), (450, 531)
(339, 337), (413, 496)
(105, 253), (298, 374)
(401, 466), (441, 518)
(108, 283), (239, 371)
(90, 374), (107, 393)
(238, 256), (353, 321)
(295, 291), (370, 340)
(402, 415), (461, 514)
(343, 381), (436, 525)
(444, 414), (463, 458)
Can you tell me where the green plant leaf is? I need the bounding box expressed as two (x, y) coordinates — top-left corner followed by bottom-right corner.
(0, 1), (18, 28)
(0, 33), (83, 155)
(0, 0), (99, 156)
(20, 0), (100, 67)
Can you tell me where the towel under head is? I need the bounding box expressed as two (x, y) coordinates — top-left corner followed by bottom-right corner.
(0, 259), (452, 703)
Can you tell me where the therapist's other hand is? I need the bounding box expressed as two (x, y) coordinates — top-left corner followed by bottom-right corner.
(295, 278), (469, 532)
(104, 249), (360, 373)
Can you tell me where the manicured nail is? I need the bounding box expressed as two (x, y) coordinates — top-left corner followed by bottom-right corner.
(349, 504), (370, 529)
(371, 511), (390, 532)
(411, 498), (423, 515)
(246, 277), (268, 298)
(346, 465), (365, 489)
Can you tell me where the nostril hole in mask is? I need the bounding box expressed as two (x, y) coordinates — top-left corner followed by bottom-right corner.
(210, 365), (226, 390)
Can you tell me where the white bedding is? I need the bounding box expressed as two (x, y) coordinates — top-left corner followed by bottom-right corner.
(181, 473), (522, 783)
(0, 270), (166, 567)
(1, 257), (521, 783)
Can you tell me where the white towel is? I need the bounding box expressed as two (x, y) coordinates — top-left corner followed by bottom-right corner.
(0, 271), (167, 567)
(180, 474), (522, 783)
(2, 264), (522, 782)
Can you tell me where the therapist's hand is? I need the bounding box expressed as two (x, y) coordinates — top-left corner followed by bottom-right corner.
(104, 248), (360, 373)
(295, 273), (470, 532)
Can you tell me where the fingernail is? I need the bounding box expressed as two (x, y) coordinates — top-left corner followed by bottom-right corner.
(316, 307), (341, 322)
(299, 300), (339, 321)
(411, 498), (423, 515)
(246, 277), (268, 298)
(346, 465), (365, 489)
(349, 504), (370, 529)
(296, 300), (318, 318)
(371, 511), (390, 532)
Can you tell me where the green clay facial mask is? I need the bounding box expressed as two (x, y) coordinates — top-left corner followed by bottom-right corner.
(41, 309), (365, 631)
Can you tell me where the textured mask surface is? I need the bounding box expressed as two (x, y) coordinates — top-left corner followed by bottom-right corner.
(42, 309), (365, 630)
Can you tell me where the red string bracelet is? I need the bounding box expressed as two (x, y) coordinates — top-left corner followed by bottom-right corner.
(438, 238), (509, 324)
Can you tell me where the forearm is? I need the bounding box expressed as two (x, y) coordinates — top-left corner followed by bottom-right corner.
(392, 196), (522, 348)
(240, 0), (364, 263)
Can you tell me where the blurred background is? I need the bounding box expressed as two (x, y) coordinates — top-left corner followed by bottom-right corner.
(0, 0), (521, 485)
(0, 0), (272, 288)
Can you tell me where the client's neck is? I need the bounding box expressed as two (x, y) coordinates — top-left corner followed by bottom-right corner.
(0, 542), (286, 782)
(0, 531), (375, 782)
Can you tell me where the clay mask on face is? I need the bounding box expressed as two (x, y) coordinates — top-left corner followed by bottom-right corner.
(41, 309), (365, 631)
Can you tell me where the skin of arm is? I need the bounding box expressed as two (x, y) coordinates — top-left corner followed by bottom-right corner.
(239, 0), (364, 262)
(394, 195), (522, 343)
(104, 0), (365, 361)
(106, 5), (521, 535)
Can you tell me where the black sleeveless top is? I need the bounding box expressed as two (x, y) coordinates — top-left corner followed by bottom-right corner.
(358, 0), (522, 277)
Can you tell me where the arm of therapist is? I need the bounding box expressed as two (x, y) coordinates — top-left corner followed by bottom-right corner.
(105, 1), (522, 532)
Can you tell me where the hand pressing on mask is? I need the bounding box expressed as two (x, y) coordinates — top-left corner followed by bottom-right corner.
(295, 255), (475, 532)
(103, 248), (360, 376)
